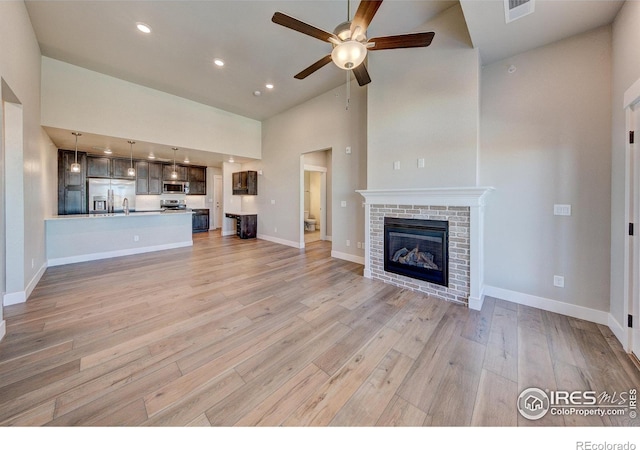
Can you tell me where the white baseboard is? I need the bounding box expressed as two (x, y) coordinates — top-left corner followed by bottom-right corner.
(221, 230), (236, 237)
(4, 290), (26, 306)
(325, 235), (332, 242)
(257, 234), (302, 249)
(331, 250), (364, 265)
(483, 285), (609, 326)
(363, 268), (372, 278)
(468, 294), (484, 311)
(26, 261), (47, 300)
(47, 241), (193, 267)
(608, 313), (628, 352)
(3, 261), (49, 306)
(0, 320), (5, 342)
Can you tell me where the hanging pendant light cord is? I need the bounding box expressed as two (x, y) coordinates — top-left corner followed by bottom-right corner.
(74, 132), (79, 163)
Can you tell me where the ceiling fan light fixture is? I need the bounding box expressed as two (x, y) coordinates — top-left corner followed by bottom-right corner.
(331, 40), (367, 70)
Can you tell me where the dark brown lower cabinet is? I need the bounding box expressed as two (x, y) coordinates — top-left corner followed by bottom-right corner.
(192, 209), (209, 233)
(225, 213), (257, 239)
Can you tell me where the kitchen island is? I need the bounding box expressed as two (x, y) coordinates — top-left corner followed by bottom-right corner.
(45, 210), (193, 266)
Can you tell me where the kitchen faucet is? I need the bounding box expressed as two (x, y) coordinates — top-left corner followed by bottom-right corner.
(123, 197), (129, 215)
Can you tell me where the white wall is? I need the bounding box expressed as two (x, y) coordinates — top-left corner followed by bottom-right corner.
(610, 1), (640, 329)
(366, 3), (614, 320)
(480, 26), (612, 314)
(367, 4), (480, 189)
(244, 80), (366, 258)
(41, 57), (262, 160)
(0, 2), (56, 316)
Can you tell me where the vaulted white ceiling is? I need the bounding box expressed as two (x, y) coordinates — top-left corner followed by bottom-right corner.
(24, 0), (625, 166)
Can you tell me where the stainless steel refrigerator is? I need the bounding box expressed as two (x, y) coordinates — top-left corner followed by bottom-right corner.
(88, 178), (136, 213)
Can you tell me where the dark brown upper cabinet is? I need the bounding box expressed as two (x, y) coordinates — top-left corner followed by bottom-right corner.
(135, 161), (163, 195)
(188, 166), (206, 195)
(58, 150), (87, 215)
(163, 164), (187, 182)
(232, 171), (257, 196)
(86, 155), (111, 178)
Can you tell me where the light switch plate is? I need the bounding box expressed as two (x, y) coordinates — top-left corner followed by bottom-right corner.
(393, 161), (400, 170)
(554, 204), (571, 216)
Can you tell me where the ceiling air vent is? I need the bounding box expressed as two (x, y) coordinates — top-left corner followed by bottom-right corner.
(504, 0), (535, 23)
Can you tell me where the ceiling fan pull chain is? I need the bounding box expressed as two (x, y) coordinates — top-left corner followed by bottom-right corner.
(346, 70), (351, 110)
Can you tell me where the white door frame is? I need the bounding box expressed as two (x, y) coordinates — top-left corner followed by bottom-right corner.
(213, 175), (223, 230)
(299, 157), (328, 248)
(623, 76), (640, 357)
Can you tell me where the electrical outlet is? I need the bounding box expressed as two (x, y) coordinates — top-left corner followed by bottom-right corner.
(341, 201), (347, 207)
(553, 275), (565, 288)
(271, 199), (275, 204)
(346, 240), (350, 247)
(134, 235), (139, 242)
(418, 158), (425, 168)
(346, 146), (351, 154)
(274, 227), (277, 233)
(393, 161), (401, 170)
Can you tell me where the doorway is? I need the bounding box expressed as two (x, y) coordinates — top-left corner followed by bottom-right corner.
(624, 76), (640, 360)
(1, 80), (24, 340)
(300, 150), (330, 248)
(303, 169), (325, 244)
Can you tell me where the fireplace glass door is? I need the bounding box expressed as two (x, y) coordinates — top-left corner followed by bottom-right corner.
(384, 217), (449, 287)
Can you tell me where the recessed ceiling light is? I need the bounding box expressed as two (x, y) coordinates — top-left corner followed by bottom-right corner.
(184, 157), (190, 164)
(148, 153), (156, 159)
(253, 90), (262, 96)
(104, 148), (112, 155)
(229, 156), (235, 163)
(214, 58), (225, 67)
(136, 22), (152, 34)
(266, 83), (274, 90)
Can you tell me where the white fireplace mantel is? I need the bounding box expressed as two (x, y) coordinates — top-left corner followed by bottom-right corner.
(356, 187), (494, 208)
(357, 187), (494, 311)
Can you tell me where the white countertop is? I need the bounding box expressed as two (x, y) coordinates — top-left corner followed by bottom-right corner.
(46, 210), (194, 220)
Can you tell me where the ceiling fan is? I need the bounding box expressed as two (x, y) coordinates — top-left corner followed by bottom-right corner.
(271, 0), (435, 87)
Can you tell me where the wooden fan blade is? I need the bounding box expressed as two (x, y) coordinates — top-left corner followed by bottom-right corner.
(369, 32), (435, 50)
(272, 12), (335, 42)
(352, 63), (371, 87)
(294, 54), (333, 80)
(351, 1), (383, 33)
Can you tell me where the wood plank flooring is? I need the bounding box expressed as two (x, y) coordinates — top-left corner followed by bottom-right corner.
(0, 233), (638, 426)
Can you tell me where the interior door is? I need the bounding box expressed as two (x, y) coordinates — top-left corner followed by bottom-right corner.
(214, 175), (223, 230)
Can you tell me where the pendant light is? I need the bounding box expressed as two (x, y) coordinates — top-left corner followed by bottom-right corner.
(70, 132), (82, 173)
(127, 140), (136, 176)
(171, 148), (178, 179)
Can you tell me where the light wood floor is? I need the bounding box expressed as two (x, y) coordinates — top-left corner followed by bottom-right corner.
(0, 233), (638, 426)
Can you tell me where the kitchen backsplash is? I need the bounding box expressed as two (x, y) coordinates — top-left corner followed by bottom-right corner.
(136, 194), (206, 211)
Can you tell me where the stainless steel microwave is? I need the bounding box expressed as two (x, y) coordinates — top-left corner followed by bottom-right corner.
(163, 181), (189, 194)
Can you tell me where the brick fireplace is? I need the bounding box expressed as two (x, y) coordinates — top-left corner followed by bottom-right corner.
(357, 188), (493, 310)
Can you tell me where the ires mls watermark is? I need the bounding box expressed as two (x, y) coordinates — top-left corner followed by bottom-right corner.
(517, 387), (637, 420)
